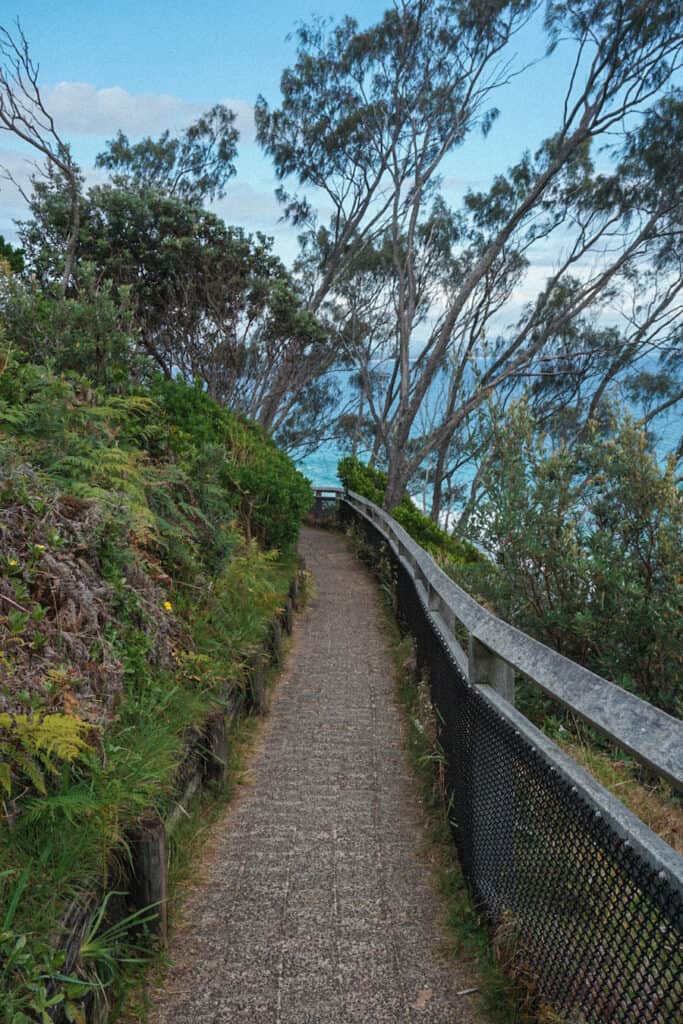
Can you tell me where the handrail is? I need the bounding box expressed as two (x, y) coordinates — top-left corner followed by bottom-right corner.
(343, 489), (683, 792)
(480, 684), (683, 892)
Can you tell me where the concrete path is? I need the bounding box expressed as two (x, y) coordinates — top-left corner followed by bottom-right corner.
(149, 528), (480, 1024)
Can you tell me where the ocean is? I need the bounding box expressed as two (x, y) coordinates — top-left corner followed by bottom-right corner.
(296, 367), (682, 494)
(298, 444), (345, 489)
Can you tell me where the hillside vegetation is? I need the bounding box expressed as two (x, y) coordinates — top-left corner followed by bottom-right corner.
(0, 347), (311, 1019)
(337, 456), (482, 566)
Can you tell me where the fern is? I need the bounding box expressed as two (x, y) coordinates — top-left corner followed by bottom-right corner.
(0, 713), (94, 799)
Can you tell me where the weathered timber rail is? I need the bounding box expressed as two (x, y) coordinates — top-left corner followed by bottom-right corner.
(316, 487), (683, 1024)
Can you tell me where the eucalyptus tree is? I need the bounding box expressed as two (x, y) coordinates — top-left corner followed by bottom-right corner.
(258, 0), (683, 510)
(94, 104), (239, 204)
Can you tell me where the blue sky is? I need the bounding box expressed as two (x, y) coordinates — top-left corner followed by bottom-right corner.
(7, 0), (376, 100)
(1, 0), (578, 264)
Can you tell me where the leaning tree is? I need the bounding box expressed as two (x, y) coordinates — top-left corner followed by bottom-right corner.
(257, 0), (683, 511)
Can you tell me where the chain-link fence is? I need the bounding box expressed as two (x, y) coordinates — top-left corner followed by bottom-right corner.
(340, 497), (683, 1024)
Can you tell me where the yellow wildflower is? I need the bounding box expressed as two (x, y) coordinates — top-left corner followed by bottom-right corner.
(163, 600), (173, 611)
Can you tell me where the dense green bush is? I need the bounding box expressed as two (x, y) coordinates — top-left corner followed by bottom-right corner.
(150, 376), (312, 551)
(463, 404), (683, 716)
(337, 456), (386, 506)
(1, 269), (140, 388)
(337, 455), (481, 565)
(0, 355), (310, 1016)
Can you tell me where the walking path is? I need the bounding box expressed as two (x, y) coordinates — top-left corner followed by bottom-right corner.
(149, 527), (480, 1024)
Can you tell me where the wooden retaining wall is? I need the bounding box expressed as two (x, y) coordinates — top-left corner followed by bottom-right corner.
(56, 560), (305, 1024)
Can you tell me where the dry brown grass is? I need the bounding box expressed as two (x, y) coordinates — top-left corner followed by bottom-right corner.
(557, 731), (682, 854)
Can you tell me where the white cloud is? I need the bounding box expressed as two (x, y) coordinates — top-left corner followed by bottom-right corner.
(212, 181), (299, 261)
(44, 82), (255, 142)
(213, 181), (280, 224)
(0, 148), (37, 236)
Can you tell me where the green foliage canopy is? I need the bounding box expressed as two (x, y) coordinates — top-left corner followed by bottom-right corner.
(464, 404), (683, 715)
(95, 103), (239, 204)
(337, 455), (481, 565)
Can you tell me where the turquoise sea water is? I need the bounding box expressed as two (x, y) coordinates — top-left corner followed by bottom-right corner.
(296, 370), (681, 492)
(298, 444), (346, 489)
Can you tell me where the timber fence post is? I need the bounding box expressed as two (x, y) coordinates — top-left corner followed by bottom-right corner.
(129, 816), (168, 943)
(468, 636), (515, 705)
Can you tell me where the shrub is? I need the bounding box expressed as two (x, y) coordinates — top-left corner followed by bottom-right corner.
(464, 403), (683, 715)
(337, 455), (481, 565)
(1, 269), (140, 388)
(150, 375), (312, 552)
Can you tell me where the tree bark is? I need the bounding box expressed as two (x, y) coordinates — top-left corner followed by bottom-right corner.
(430, 444), (447, 524)
(60, 175), (80, 297)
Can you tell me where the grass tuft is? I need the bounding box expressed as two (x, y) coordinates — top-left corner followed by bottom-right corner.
(382, 612), (538, 1022)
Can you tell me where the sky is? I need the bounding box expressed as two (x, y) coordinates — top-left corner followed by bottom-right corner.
(3, 1), (681, 479)
(0, 0), (577, 266)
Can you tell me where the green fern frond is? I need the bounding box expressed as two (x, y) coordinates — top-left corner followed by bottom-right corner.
(0, 713), (94, 799)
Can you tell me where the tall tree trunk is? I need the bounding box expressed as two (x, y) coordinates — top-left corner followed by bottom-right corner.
(430, 444), (448, 524)
(368, 428), (383, 468)
(383, 439), (410, 509)
(351, 387), (364, 460)
(60, 178), (80, 298)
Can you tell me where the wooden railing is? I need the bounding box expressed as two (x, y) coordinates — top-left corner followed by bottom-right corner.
(341, 489), (683, 792)
(314, 486), (683, 1021)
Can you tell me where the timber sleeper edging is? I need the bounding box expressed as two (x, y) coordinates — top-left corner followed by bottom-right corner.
(51, 562), (304, 1024)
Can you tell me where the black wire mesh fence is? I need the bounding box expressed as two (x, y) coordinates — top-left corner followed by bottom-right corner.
(342, 501), (683, 1024)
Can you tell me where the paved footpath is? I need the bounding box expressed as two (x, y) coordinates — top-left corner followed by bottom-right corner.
(149, 527), (480, 1024)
